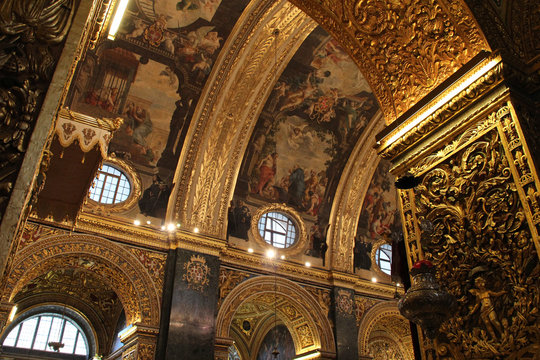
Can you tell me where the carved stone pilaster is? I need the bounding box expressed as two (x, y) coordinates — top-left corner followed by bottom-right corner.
(120, 325), (159, 360)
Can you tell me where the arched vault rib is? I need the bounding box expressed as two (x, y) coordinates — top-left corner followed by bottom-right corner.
(287, 0), (490, 123)
(2, 234), (161, 327)
(216, 276), (336, 355)
(170, 0), (316, 236)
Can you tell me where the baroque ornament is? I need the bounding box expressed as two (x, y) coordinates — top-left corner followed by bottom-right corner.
(409, 125), (540, 358)
(289, 0), (489, 122)
(0, 0), (76, 220)
(183, 254), (210, 292)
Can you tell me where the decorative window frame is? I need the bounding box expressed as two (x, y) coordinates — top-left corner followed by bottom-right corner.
(249, 203), (307, 256)
(371, 239), (393, 282)
(85, 156), (141, 213)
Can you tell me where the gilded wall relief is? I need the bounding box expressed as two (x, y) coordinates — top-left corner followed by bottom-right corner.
(410, 125), (540, 358)
(0, 0), (77, 221)
(231, 26), (378, 264)
(66, 0), (249, 223)
(288, 0), (489, 123)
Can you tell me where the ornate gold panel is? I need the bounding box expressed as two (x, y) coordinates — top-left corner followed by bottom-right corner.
(395, 106), (540, 358)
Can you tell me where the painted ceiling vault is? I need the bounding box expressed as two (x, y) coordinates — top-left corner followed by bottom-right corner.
(63, 0), (488, 274)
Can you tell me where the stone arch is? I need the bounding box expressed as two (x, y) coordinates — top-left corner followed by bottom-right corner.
(216, 276), (335, 356)
(358, 301), (414, 360)
(2, 234), (161, 327)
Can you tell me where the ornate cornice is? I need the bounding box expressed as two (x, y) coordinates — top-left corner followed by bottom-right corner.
(376, 53), (504, 162)
(288, 0), (490, 123)
(170, 0), (315, 238)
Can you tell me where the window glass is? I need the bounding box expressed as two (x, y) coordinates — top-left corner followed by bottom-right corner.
(258, 211), (297, 248)
(2, 314), (88, 356)
(376, 243), (392, 275)
(89, 164), (131, 204)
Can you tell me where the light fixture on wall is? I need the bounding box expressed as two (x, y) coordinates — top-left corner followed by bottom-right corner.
(108, 0), (130, 40)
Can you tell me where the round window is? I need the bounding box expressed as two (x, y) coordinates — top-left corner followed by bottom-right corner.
(257, 211), (297, 248)
(375, 243), (392, 275)
(89, 164), (131, 204)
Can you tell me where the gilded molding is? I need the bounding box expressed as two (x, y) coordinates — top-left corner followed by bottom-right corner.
(288, 0), (490, 122)
(376, 55), (504, 161)
(3, 233), (162, 327)
(248, 203), (308, 257)
(171, 0), (315, 237)
(215, 276), (336, 354)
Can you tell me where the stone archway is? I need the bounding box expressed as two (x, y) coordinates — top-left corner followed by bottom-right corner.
(358, 301), (414, 360)
(2, 233), (161, 327)
(216, 276), (335, 358)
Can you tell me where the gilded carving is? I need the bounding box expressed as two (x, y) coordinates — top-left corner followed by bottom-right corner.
(409, 127), (540, 358)
(3, 234), (161, 327)
(128, 247), (167, 300)
(137, 343), (156, 360)
(296, 324), (315, 348)
(354, 296), (378, 328)
(304, 286), (331, 319)
(172, 0), (315, 237)
(289, 0), (489, 122)
(0, 0), (76, 220)
(183, 254), (211, 292)
(336, 289), (354, 317)
(218, 268), (249, 308)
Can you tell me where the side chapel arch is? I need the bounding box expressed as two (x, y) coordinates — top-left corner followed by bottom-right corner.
(2, 234), (161, 327)
(358, 301), (414, 360)
(216, 276), (335, 356)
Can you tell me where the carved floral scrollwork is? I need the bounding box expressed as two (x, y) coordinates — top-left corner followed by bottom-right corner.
(412, 129), (539, 358)
(0, 0), (76, 219)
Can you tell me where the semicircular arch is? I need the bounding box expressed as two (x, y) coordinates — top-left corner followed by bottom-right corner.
(2, 234), (161, 327)
(216, 276), (335, 355)
(358, 301), (413, 360)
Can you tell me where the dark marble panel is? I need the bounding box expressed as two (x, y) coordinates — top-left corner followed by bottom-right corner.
(333, 287), (358, 359)
(164, 249), (221, 360)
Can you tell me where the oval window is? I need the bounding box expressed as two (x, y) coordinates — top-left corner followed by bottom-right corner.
(257, 211), (297, 248)
(89, 164), (131, 204)
(375, 243), (392, 275)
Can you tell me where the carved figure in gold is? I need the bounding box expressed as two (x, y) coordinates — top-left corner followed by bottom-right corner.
(469, 277), (505, 339)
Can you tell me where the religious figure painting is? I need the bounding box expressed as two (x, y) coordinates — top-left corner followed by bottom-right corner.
(233, 27), (379, 259)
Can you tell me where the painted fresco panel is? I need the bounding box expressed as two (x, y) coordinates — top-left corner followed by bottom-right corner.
(354, 160), (402, 273)
(231, 27), (378, 262)
(67, 0), (248, 221)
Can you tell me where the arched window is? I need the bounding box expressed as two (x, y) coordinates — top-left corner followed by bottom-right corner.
(375, 243), (392, 275)
(89, 163), (131, 204)
(257, 211), (297, 248)
(2, 313), (89, 356)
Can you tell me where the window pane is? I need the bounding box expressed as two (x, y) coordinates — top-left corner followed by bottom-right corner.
(89, 164), (131, 204)
(258, 212), (297, 249)
(74, 333), (87, 355)
(3, 324), (19, 347)
(16, 317), (38, 349)
(33, 316), (53, 350)
(59, 322), (77, 354)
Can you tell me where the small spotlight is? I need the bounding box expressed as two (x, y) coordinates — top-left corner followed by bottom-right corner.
(305, 261), (311, 267)
(248, 248), (254, 253)
(371, 277), (377, 283)
(266, 249), (276, 259)
(146, 220), (151, 225)
(396, 283), (401, 287)
(161, 225), (165, 231)
(193, 227), (199, 233)
(280, 255), (285, 260)
(167, 223), (176, 232)
(176, 223), (181, 228)
(133, 220), (141, 226)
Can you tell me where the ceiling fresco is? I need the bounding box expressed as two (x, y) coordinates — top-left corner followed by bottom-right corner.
(354, 160), (402, 272)
(231, 26), (378, 261)
(67, 0), (248, 222)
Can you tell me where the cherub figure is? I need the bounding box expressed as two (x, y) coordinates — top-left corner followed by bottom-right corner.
(469, 276), (506, 339)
